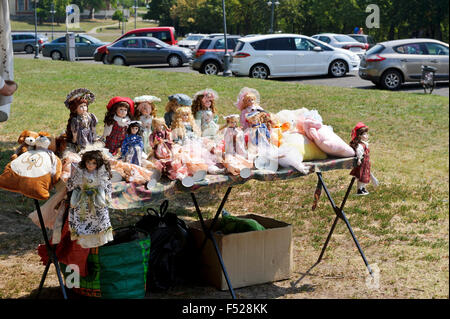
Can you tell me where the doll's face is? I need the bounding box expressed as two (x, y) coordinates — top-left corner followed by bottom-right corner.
(138, 102), (152, 116)
(201, 94), (213, 109)
(228, 119), (237, 128)
(361, 132), (369, 142)
(76, 103), (88, 116)
(130, 126), (139, 135)
(181, 112), (190, 122)
(116, 106), (128, 118)
(85, 159), (97, 173)
(243, 94), (256, 108)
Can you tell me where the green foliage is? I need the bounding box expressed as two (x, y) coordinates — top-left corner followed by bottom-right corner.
(143, 0), (448, 41)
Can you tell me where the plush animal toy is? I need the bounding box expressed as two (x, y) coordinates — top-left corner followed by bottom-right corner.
(0, 133), (62, 200)
(10, 130), (40, 160)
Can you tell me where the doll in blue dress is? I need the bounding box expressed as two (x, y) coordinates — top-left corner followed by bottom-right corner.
(121, 121), (144, 166)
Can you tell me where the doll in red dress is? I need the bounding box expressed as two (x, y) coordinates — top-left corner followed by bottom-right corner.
(349, 122), (377, 195)
(102, 96), (134, 156)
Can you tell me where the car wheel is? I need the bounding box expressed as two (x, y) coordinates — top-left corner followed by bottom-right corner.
(380, 69), (402, 90)
(25, 45), (34, 54)
(102, 54), (109, 64)
(113, 56), (126, 66)
(329, 59), (348, 77)
(201, 61), (219, 75)
(250, 64), (269, 79)
(168, 54), (182, 67)
(51, 51), (62, 60)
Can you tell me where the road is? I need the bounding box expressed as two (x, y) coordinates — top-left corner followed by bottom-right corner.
(15, 53), (449, 97)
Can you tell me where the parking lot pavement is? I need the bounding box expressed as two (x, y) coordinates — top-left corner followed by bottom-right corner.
(15, 53), (449, 97)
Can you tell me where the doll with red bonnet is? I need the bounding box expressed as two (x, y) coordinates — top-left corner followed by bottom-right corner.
(349, 122), (378, 195)
(102, 96), (134, 155)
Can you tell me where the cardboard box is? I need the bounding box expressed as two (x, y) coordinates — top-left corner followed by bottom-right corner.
(188, 214), (293, 290)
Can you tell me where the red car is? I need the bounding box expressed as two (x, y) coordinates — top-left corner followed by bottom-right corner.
(93, 27), (177, 64)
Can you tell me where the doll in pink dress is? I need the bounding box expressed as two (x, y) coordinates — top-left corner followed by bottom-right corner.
(102, 96), (134, 156)
(235, 87), (264, 130)
(219, 114), (252, 178)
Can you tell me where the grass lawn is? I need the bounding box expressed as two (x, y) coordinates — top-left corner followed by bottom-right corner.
(0, 58), (448, 299)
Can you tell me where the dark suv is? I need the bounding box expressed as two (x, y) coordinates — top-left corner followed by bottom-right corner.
(190, 35), (242, 75)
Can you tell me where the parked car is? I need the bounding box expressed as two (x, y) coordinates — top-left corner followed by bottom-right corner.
(42, 34), (106, 60)
(230, 33), (360, 79)
(177, 33), (208, 50)
(105, 36), (192, 67)
(359, 38), (449, 90)
(312, 33), (366, 58)
(12, 33), (48, 54)
(94, 27), (178, 64)
(347, 34), (377, 50)
(190, 35), (242, 75)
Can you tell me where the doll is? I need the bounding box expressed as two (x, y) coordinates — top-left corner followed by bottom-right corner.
(192, 88), (219, 129)
(133, 95), (160, 155)
(64, 88), (98, 152)
(349, 122), (378, 195)
(102, 96), (134, 156)
(200, 110), (220, 138)
(164, 93), (192, 128)
(219, 114), (252, 178)
(121, 121), (144, 166)
(246, 111), (278, 172)
(235, 87), (264, 130)
(171, 106), (201, 144)
(66, 150), (113, 248)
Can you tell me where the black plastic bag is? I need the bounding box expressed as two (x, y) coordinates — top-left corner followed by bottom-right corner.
(136, 200), (195, 291)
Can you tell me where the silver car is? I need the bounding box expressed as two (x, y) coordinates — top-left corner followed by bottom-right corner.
(12, 32), (48, 54)
(359, 38), (449, 90)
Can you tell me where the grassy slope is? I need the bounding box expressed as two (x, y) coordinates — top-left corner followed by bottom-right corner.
(0, 58), (448, 299)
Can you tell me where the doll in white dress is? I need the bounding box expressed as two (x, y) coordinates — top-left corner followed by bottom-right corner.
(67, 150), (113, 249)
(192, 88), (219, 131)
(133, 95), (160, 156)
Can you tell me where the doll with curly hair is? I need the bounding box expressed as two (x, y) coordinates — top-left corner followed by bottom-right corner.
(133, 95), (160, 155)
(235, 87), (264, 130)
(64, 88), (98, 152)
(192, 88), (219, 132)
(164, 93), (192, 128)
(67, 150), (113, 248)
(102, 96), (134, 155)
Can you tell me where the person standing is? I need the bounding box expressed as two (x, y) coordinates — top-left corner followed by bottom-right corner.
(0, 0), (17, 122)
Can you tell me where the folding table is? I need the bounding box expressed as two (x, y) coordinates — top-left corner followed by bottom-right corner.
(108, 156), (372, 299)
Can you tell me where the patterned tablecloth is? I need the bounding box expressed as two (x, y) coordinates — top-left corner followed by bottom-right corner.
(109, 157), (356, 210)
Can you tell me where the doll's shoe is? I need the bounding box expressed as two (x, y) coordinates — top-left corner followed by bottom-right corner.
(193, 170), (207, 182)
(357, 188), (369, 195)
(239, 168), (251, 179)
(182, 176), (195, 187)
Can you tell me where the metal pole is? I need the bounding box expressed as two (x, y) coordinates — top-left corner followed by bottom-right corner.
(50, 3), (55, 41)
(221, 0), (232, 77)
(134, 0), (137, 30)
(270, 2), (274, 34)
(34, 0), (39, 59)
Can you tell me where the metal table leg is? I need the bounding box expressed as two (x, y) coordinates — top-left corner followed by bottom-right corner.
(190, 190), (237, 299)
(34, 199), (68, 299)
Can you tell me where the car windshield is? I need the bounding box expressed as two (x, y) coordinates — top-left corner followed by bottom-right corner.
(186, 35), (204, 41)
(148, 37), (170, 47)
(81, 35), (102, 43)
(334, 35), (359, 42)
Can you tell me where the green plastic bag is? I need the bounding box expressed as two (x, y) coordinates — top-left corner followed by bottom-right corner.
(61, 227), (150, 299)
(218, 212), (266, 235)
